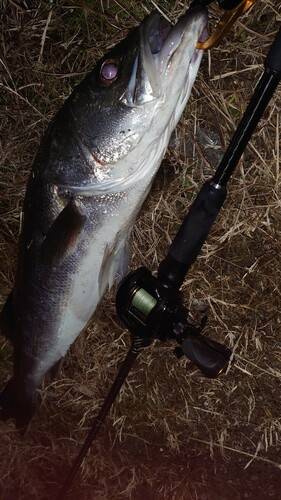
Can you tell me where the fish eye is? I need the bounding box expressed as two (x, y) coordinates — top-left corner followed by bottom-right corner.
(100, 59), (119, 85)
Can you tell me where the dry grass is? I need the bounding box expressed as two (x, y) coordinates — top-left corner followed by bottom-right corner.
(0, 1), (281, 499)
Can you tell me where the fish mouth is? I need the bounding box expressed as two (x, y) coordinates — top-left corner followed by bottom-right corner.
(122, 6), (208, 106)
(145, 7), (208, 63)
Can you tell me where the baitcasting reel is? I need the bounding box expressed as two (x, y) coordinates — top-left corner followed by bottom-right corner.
(116, 266), (231, 378)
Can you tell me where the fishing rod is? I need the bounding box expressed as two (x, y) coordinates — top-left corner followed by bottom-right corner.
(57, 5), (281, 500)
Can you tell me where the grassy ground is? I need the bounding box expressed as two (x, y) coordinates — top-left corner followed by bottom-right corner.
(0, 1), (281, 499)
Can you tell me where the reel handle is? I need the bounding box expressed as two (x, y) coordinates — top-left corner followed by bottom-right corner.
(175, 333), (232, 378)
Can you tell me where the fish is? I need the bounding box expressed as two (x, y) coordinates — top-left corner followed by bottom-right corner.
(0, 5), (208, 429)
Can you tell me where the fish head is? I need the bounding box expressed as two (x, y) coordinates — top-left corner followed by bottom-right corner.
(123, 6), (208, 106)
(45, 7), (208, 192)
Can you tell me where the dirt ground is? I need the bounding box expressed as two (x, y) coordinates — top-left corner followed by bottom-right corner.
(0, 1), (281, 499)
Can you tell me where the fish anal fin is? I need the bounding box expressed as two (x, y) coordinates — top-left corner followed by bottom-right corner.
(0, 291), (15, 343)
(40, 200), (85, 266)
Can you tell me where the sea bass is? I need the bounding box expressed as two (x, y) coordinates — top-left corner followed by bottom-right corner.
(0, 6), (207, 428)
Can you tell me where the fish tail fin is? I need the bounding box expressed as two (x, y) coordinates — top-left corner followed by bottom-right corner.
(0, 379), (38, 431)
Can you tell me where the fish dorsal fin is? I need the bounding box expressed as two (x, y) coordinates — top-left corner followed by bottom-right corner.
(40, 200), (85, 266)
(0, 291), (14, 343)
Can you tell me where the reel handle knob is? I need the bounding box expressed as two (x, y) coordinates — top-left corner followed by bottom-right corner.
(176, 334), (232, 378)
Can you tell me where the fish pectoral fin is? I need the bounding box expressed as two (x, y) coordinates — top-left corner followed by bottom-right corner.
(0, 291), (15, 343)
(40, 200), (85, 266)
(99, 235), (131, 297)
